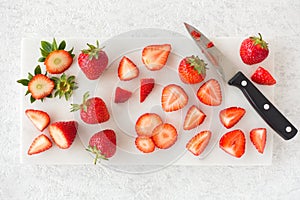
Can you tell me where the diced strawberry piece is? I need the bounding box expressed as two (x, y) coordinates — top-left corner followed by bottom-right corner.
(251, 66), (276, 85)
(183, 105), (206, 130)
(49, 121), (78, 149)
(118, 56), (139, 81)
(186, 130), (211, 156)
(114, 87), (132, 103)
(28, 74), (55, 99)
(28, 134), (52, 155)
(25, 109), (50, 131)
(152, 123), (178, 149)
(135, 113), (163, 137)
(140, 78), (155, 103)
(219, 107), (246, 129)
(250, 128), (267, 154)
(135, 136), (155, 153)
(219, 129), (245, 158)
(142, 44), (171, 71)
(161, 84), (188, 112)
(45, 50), (73, 74)
(197, 79), (222, 106)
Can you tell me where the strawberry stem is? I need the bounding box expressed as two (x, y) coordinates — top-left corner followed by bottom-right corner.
(86, 145), (108, 165)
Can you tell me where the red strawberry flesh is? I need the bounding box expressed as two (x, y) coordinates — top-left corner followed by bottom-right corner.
(183, 105), (206, 130)
(118, 56), (139, 81)
(251, 66), (276, 85)
(114, 87), (132, 103)
(250, 128), (267, 153)
(28, 134), (52, 155)
(142, 44), (171, 71)
(49, 121), (78, 149)
(197, 79), (222, 106)
(219, 107), (246, 129)
(219, 129), (245, 158)
(161, 84), (188, 112)
(135, 113), (163, 137)
(152, 123), (178, 149)
(135, 136), (155, 153)
(25, 109), (50, 131)
(186, 130), (211, 156)
(140, 78), (155, 103)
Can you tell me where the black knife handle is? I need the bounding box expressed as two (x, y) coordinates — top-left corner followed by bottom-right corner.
(228, 71), (297, 140)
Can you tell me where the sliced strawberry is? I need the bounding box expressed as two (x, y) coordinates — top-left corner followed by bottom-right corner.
(152, 123), (178, 149)
(186, 130), (211, 156)
(118, 56), (139, 81)
(161, 84), (188, 112)
(140, 78), (155, 103)
(219, 129), (245, 158)
(49, 121), (78, 149)
(219, 107), (246, 129)
(197, 79), (222, 106)
(135, 113), (163, 137)
(25, 109), (50, 131)
(183, 106), (206, 130)
(28, 134), (52, 155)
(142, 44), (171, 71)
(28, 74), (55, 99)
(45, 50), (73, 74)
(135, 136), (155, 153)
(114, 87), (132, 103)
(251, 66), (276, 85)
(250, 128), (267, 154)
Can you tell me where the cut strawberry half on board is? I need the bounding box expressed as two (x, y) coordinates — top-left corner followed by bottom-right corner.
(135, 136), (155, 153)
(161, 84), (188, 112)
(118, 56), (139, 81)
(183, 105), (206, 130)
(219, 107), (246, 129)
(28, 74), (55, 100)
(135, 113), (163, 137)
(140, 78), (155, 103)
(250, 128), (267, 154)
(25, 109), (50, 131)
(197, 79), (222, 106)
(142, 44), (171, 71)
(219, 129), (245, 158)
(49, 121), (78, 149)
(186, 130), (211, 156)
(114, 87), (132, 103)
(152, 123), (178, 149)
(251, 66), (276, 85)
(28, 134), (52, 155)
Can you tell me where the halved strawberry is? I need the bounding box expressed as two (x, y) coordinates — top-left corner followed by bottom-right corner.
(28, 74), (55, 100)
(219, 129), (245, 158)
(142, 44), (171, 71)
(152, 123), (178, 149)
(251, 66), (276, 85)
(250, 128), (267, 154)
(197, 79), (222, 106)
(161, 84), (188, 112)
(135, 136), (155, 153)
(219, 107), (246, 129)
(186, 130), (211, 156)
(28, 134), (52, 155)
(114, 87), (132, 103)
(140, 78), (155, 103)
(135, 113), (163, 137)
(25, 109), (50, 131)
(183, 105), (206, 130)
(118, 56), (139, 81)
(49, 121), (78, 149)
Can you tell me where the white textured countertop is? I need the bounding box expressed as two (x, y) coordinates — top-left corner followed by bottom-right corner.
(1, 0), (300, 199)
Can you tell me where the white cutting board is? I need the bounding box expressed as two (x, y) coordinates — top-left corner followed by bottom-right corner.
(20, 30), (274, 170)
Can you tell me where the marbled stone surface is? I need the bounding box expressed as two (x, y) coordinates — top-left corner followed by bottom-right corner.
(1, 0), (300, 199)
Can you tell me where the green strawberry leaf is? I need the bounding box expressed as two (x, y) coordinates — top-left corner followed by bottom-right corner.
(30, 96), (36, 103)
(34, 65), (42, 75)
(17, 79), (29, 86)
(58, 40), (66, 50)
(52, 38), (58, 51)
(41, 41), (52, 52)
(40, 48), (49, 58)
(38, 57), (45, 62)
(28, 72), (34, 80)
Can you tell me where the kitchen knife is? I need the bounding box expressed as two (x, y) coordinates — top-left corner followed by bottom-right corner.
(184, 22), (297, 140)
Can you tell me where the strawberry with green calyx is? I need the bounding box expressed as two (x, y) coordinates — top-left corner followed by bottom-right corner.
(51, 74), (78, 101)
(38, 38), (75, 74)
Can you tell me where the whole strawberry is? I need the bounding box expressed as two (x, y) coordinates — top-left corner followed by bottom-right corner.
(71, 92), (110, 124)
(240, 33), (269, 65)
(78, 41), (108, 80)
(86, 129), (117, 164)
(178, 55), (207, 84)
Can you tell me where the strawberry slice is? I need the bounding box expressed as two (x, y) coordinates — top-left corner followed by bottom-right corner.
(197, 79), (222, 106)
(219, 107), (246, 129)
(114, 87), (132, 103)
(251, 66), (276, 85)
(28, 134), (52, 155)
(183, 105), (206, 130)
(161, 84), (188, 112)
(186, 130), (211, 156)
(152, 123), (178, 149)
(219, 129), (245, 158)
(49, 121), (78, 149)
(45, 50), (73, 74)
(118, 56), (139, 81)
(28, 74), (55, 100)
(135, 136), (155, 153)
(142, 44), (171, 71)
(250, 128), (267, 154)
(140, 78), (155, 103)
(25, 109), (50, 131)
(135, 113), (163, 137)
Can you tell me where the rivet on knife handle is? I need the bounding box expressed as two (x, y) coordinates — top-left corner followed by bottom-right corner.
(228, 71), (298, 140)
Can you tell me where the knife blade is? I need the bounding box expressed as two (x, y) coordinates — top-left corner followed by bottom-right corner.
(184, 22), (297, 140)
